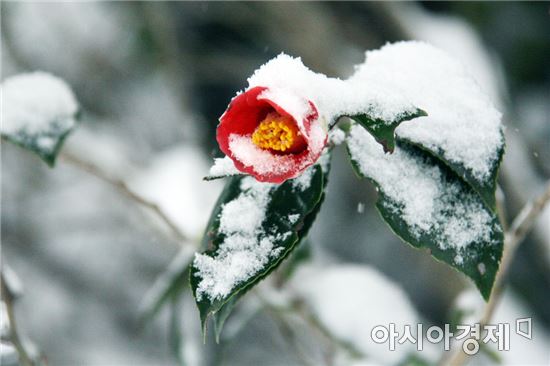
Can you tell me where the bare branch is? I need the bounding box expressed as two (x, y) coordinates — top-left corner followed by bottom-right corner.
(1, 272), (34, 366)
(59, 150), (188, 243)
(254, 289), (365, 364)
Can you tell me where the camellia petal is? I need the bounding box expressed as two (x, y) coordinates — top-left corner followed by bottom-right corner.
(217, 86), (327, 183)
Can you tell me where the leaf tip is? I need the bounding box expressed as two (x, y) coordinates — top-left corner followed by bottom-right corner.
(416, 108), (428, 117)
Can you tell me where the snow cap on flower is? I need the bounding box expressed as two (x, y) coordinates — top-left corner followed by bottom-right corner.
(217, 55), (329, 183)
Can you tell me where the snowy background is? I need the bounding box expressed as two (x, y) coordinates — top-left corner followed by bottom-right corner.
(1, 2), (549, 365)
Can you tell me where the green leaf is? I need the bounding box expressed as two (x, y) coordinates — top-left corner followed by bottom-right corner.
(348, 108), (427, 153)
(1, 72), (80, 166)
(346, 125), (503, 300)
(190, 153), (331, 338)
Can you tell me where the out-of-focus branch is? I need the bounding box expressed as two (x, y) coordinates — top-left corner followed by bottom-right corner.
(255, 289), (365, 365)
(444, 182), (550, 366)
(59, 150), (188, 243)
(0, 273), (33, 366)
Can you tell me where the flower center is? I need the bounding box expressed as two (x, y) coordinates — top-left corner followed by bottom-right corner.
(251, 112), (304, 153)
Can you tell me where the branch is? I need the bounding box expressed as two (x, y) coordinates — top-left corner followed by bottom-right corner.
(443, 182), (550, 366)
(1, 273), (34, 366)
(59, 150), (188, 243)
(254, 289), (366, 364)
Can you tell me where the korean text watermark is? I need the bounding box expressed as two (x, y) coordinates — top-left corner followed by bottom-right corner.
(370, 318), (532, 355)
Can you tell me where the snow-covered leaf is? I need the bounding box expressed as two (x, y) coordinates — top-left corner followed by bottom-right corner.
(190, 153), (330, 336)
(1, 72), (79, 166)
(348, 107), (427, 153)
(352, 42), (504, 209)
(211, 177), (328, 342)
(204, 156), (243, 181)
(346, 125), (503, 300)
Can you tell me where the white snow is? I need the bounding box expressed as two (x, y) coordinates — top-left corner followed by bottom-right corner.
(347, 124), (497, 254)
(248, 53), (417, 127)
(208, 156), (241, 177)
(1, 72), (78, 136)
(193, 177), (277, 301)
(288, 263), (420, 364)
(194, 161), (321, 302)
(241, 42), (501, 185)
(329, 128), (346, 145)
(352, 41), (503, 182)
(228, 135), (298, 176)
(288, 214), (300, 224)
(228, 125), (325, 180)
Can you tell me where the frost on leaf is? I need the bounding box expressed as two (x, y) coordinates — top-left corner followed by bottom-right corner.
(347, 125), (503, 300)
(190, 153), (330, 331)
(352, 41), (504, 209)
(1, 72), (79, 166)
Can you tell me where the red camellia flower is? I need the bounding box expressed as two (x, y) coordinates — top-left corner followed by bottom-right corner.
(217, 86), (327, 183)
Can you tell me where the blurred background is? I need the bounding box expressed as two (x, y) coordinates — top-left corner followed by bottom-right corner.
(1, 2), (549, 365)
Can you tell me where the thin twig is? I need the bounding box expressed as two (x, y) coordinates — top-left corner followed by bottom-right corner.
(59, 150), (188, 243)
(254, 290), (366, 364)
(265, 306), (317, 366)
(1, 273), (34, 366)
(443, 182), (550, 366)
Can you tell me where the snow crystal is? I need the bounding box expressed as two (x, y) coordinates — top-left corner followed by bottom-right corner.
(291, 164), (316, 191)
(454, 254), (464, 265)
(288, 214), (300, 224)
(208, 156), (240, 177)
(352, 41), (503, 181)
(329, 128), (346, 145)
(2, 72), (78, 135)
(347, 125), (496, 252)
(218, 187), (270, 235)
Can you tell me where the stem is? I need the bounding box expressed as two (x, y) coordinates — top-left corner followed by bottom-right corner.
(1, 273), (34, 366)
(59, 150), (188, 243)
(443, 182), (550, 366)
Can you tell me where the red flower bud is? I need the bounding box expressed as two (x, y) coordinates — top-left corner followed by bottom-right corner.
(217, 86), (327, 183)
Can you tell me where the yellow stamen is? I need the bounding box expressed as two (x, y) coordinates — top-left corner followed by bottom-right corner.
(252, 113), (300, 152)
